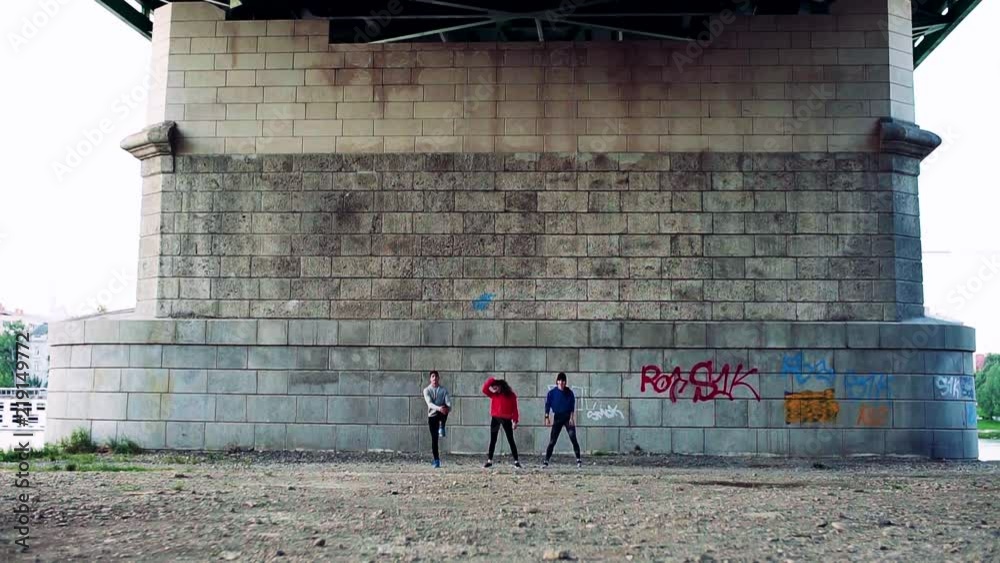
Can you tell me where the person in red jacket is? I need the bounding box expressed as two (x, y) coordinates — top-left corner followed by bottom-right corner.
(481, 376), (521, 469)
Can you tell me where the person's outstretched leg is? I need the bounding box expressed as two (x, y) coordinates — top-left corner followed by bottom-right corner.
(486, 417), (501, 464)
(501, 418), (519, 461)
(428, 416), (440, 464)
(544, 417), (565, 463)
(567, 424), (581, 462)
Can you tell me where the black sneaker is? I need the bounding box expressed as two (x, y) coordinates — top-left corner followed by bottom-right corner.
(576, 459), (582, 468)
(483, 460), (493, 468)
(513, 461), (522, 469)
(542, 460), (549, 468)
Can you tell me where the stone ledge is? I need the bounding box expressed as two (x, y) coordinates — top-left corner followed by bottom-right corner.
(879, 118), (942, 161)
(50, 318), (977, 352)
(122, 121), (176, 161)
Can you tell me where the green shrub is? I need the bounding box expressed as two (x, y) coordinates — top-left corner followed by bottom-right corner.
(107, 437), (142, 455)
(60, 428), (97, 454)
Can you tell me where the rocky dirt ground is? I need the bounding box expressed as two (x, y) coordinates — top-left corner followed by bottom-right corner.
(1, 452), (998, 562)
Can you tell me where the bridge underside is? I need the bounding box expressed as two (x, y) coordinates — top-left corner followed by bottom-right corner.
(53, 0), (979, 458)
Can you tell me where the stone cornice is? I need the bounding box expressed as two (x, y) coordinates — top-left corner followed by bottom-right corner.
(880, 117), (942, 161)
(121, 121), (176, 160)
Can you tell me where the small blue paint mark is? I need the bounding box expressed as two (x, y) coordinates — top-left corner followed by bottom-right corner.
(472, 293), (495, 311)
(966, 403), (978, 428)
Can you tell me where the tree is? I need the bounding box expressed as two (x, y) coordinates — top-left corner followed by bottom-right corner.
(0, 321), (27, 388)
(975, 354), (1000, 420)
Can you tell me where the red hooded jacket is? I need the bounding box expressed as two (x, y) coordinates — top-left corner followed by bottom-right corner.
(482, 376), (519, 423)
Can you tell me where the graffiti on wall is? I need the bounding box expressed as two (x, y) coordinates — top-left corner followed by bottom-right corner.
(586, 402), (625, 421)
(966, 403), (978, 427)
(785, 389), (840, 423)
(545, 384), (624, 422)
(856, 404), (890, 427)
(935, 376), (975, 400)
(640, 361), (761, 402)
(471, 292), (495, 311)
(781, 352), (836, 387)
(846, 371), (891, 428)
(780, 352), (893, 426)
(845, 373), (890, 400)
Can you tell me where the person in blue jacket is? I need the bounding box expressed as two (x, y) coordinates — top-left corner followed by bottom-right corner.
(542, 372), (582, 468)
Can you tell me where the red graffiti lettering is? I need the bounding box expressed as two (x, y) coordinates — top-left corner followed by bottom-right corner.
(640, 362), (761, 402)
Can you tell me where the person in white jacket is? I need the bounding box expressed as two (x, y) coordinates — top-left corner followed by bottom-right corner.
(423, 370), (452, 468)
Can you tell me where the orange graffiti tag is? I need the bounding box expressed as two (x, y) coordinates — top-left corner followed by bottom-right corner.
(784, 389), (840, 424)
(856, 404), (890, 427)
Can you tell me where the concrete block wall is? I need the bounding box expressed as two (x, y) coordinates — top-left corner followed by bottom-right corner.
(146, 1), (914, 155)
(45, 318), (978, 459)
(133, 150), (923, 321)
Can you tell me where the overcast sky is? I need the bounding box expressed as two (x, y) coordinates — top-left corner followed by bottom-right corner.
(0, 1), (997, 352)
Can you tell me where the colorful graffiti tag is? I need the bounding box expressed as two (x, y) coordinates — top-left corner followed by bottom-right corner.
(640, 361), (761, 402)
(780, 352), (892, 426)
(785, 389), (841, 423)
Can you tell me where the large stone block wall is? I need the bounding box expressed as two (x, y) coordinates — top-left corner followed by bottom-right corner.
(135, 149), (924, 321)
(45, 318), (978, 458)
(147, 1), (915, 155)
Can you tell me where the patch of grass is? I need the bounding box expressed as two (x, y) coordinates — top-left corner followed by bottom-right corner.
(978, 419), (1000, 431)
(172, 482), (185, 491)
(0, 444), (61, 462)
(106, 437), (142, 455)
(61, 428), (98, 454)
(975, 418), (1000, 439)
(161, 454), (196, 465)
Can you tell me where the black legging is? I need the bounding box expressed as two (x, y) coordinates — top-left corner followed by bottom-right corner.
(428, 413), (448, 460)
(487, 416), (518, 461)
(545, 412), (581, 461)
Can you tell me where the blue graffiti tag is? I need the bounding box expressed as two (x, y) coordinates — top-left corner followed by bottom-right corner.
(471, 292), (495, 311)
(844, 371), (891, 400)
(966, 403), (978, 427)
(780, 352), (836, 387)
(781, 352), (891, 397)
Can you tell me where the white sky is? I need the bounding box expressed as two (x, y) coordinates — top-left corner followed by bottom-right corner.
(0, 1), (997, 352)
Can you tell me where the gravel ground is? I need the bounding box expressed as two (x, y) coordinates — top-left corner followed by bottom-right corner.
(1, 452), (998, 562)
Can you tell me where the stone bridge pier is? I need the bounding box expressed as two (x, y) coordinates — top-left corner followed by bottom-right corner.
(46, 0), (978, 458)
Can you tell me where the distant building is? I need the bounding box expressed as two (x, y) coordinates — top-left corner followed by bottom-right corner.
(1, 308), (52, 387)
(30, 324), (50, 386)
(976, 354), (987, 372)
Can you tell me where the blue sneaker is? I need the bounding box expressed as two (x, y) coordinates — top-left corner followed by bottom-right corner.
(439, 426), (446, 438)
(432, 459), (440, 468)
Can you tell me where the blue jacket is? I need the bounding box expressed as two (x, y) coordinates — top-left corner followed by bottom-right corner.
(545, 387), (576, 416)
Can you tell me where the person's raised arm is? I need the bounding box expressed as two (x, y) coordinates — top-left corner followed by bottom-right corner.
(482, 376), (497, 397)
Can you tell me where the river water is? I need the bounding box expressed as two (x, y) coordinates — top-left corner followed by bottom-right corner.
(980, 439), (1000, 461)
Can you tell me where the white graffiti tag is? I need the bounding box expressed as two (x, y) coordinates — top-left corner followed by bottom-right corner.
(935, 376), (975, 400)
(586, 403), (624, 421)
